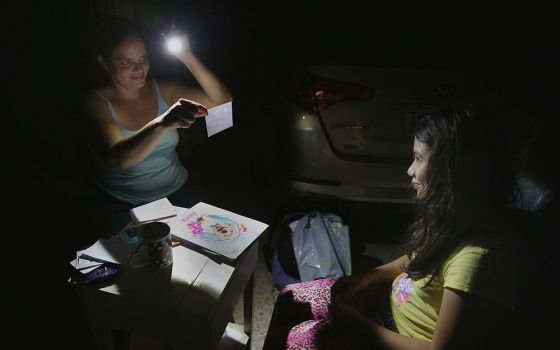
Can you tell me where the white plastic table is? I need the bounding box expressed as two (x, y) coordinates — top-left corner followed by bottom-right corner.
(72, 241), (258, 350)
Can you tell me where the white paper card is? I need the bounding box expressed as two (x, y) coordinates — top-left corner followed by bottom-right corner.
(205, 101), (233, 137)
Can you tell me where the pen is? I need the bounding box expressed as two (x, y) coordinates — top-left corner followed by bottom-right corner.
(171, 241), (181, 247)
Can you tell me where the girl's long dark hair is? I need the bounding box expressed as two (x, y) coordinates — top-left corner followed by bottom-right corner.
(404, 108), (515, 285)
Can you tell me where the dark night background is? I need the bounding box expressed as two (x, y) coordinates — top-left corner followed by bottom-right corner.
(4, 0), (558, 347)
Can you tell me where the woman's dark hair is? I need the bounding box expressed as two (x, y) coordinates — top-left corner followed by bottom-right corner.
(404, 108), (515, 284)
(94, 16), (147, 61)
(86, 16), (148, 88)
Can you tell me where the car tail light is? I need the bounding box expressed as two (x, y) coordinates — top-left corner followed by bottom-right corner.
(283, 69), (375, 112)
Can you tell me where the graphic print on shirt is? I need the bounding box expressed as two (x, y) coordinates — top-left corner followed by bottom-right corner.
(392, 272), (414, 306)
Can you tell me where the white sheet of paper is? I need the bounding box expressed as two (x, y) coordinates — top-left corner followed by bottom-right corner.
(205, 101), (233, 137)
(69, 257), (104, 274)
(76, 235), (136, 264)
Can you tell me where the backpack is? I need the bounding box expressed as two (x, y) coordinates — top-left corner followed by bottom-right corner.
(264, 211), (351, 290)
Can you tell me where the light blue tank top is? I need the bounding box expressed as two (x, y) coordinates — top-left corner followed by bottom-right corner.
(93, 80), (188, 205)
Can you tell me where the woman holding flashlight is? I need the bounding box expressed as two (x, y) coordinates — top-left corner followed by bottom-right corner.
(81, 16), (232, 237)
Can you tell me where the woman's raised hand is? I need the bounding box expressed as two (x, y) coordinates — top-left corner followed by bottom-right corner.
(162, 31), (192, 57)
(159, 98), (207, 129)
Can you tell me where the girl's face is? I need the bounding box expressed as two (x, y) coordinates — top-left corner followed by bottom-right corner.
(407, 137), (431, 198)
(105, 35), (150, 89)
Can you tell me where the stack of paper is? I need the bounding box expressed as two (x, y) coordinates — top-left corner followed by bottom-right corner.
(70, 234), (136, 275)
(130, 197), (176, 224)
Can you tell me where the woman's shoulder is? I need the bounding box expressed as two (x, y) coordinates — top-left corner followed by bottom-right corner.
(153, 79), (177, 92)
(83, 86), (116, 120)
(155, 79), (189, 91)
(152, 79), (174, 102)
(154, 79), (203, 102)
(153, 78), (185, 89)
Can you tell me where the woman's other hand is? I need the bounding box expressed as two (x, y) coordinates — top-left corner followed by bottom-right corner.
(158, 98), (207, 129)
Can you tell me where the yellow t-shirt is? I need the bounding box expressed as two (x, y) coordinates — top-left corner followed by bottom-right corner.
(389, 234), (518, 340)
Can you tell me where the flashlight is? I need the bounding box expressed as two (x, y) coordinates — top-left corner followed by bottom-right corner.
(166, 36), (183, 54)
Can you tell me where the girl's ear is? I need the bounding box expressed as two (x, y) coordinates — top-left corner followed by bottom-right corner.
(96, 54), (109, 71)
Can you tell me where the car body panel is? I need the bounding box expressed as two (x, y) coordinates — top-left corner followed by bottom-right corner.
(281, 65), (505, 203)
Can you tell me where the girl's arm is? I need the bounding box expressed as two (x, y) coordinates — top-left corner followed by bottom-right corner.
(334, 287), (509, 350)
(332, 254), (410, 300)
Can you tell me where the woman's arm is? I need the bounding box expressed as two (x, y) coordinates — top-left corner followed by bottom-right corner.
(163, 34), (232, 108)
(85, 94), (204, 168)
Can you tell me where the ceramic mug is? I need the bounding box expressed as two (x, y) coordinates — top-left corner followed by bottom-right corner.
(126, 222), (173, 269)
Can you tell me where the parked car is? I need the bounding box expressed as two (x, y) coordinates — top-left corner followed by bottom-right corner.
(277, 64), (505, 203)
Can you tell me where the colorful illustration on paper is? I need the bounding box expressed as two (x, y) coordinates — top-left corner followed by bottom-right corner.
(172, 202), (269, 260)
(183, 212), (248, 242)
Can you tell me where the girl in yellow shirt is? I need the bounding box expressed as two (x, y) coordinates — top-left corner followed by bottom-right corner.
(264, 108), (518, 350)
